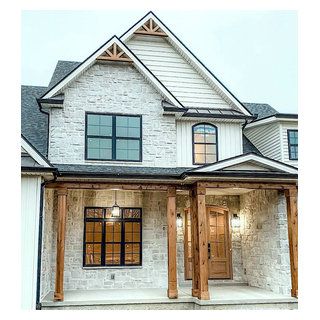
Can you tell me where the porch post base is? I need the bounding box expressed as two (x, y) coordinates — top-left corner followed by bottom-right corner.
(192, 289), (199, 297)
(291, 289), (298, 298)
(53, 292), (64, 302)
(198, 291), (210, 300)
(167, 288), (178, 299)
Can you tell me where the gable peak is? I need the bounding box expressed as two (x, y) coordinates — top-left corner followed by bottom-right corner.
(96, 42), (133, 63)
(134, 18), (167, 37)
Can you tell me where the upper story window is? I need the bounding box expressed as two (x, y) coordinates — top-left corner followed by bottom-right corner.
(287, 129), (298, 160)
(86, 113), (142, 162)
(192, 123), (218, 165)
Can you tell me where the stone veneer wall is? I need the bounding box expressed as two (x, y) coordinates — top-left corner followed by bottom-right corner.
(48, 63), (176, 167)
(41, 189), (170, 298)
(240, 190), (291, 294)
(41, 189), (290, 298)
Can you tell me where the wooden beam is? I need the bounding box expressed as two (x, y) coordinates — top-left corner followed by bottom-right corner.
(198, 181), (297, 190)
(54, 188), (68, 301)
(195, 183), (210, 300)
(167, 186), (178, 298)
(189, 188), (199, 297)
(285, 188), (298, 298)
(46, 182), (189, 191)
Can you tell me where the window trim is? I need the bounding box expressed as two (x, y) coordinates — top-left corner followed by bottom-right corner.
(192, 122), (219, 165)
(287, 129), (298, 161)
(85, 112), (143, 162)
(83, 206), (143, 268)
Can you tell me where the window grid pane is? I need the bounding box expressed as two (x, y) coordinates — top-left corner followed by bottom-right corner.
(288, 130), (298, 160)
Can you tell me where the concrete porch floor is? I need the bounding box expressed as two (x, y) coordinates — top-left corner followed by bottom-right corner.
(41, 285), (298, 310)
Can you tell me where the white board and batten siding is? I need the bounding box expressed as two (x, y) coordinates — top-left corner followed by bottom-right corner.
(244, 122), (282, 161)
(280, 121), (298, 167)
(176, 120), (243, 167)
(21, 176), (42, 310)
(127, 35), (231, 110)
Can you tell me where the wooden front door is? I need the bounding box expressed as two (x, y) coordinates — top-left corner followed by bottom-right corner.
(184, 206), (232, 280)
(207, 206), (232, 279)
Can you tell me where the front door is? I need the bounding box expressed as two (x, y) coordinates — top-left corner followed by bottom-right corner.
(207, 206), (232, 279)
(184, 206), (232, 280)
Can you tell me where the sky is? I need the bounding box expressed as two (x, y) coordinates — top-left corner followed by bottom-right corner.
(21, 10), (297, 113)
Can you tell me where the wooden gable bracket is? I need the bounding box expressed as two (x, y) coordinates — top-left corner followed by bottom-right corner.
(96, 43), (133, 62)
(134, 18), (167, 37)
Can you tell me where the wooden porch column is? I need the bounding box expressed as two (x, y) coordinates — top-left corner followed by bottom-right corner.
(54, 188), (68, 301)
(285, 188), (298, 298)
(189, 188), (199, 297)
(167, 186), (178, 298)
(195, 184), (210, 300)
(190, 184), (210, 300)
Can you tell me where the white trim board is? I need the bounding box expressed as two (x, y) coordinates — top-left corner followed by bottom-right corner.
(245, 116), (298, 129)
(121, 12), (252, 116)
(191, 153), (298, 174)
(41, 37), (183, 109)
(21, 137), (52, 168)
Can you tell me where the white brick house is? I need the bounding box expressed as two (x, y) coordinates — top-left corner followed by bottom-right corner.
(21, 11), (298, 310)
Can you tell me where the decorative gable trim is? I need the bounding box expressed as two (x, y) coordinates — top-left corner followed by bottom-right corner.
(40, 36), (183, 109)
(121, 11), (253, 116)
(21, 135), (53, 168)
(96, 43), (133, 62)
(190, 153), (298, 174)
(134, 18), (167, 37)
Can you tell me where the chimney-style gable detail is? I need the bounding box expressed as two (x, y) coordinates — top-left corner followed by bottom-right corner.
(96, 43), (133, 62)
(134, 18), (167, 37)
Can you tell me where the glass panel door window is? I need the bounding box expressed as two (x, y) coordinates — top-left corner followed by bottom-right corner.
(86, 113), (142, 161)
(84, 207), (142, 267)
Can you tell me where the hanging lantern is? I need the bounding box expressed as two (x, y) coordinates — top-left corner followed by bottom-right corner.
(111, 190), (121, 217)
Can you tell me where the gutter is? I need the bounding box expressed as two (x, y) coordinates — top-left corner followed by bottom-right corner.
(35, 172), (57, 310)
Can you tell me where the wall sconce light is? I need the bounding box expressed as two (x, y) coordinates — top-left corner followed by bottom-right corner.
(176, 213), (183, 228)
(232, 214), (240, 228)
(111, 190), (120, 217)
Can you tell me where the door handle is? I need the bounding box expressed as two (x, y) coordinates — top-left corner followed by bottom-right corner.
(208, 243), (211, 258)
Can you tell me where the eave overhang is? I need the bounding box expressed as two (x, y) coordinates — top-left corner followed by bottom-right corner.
(245, 113), (298, 129)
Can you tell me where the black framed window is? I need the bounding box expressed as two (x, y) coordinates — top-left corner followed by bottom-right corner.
(287, 129), (298, 160)
(83, 207), (142, 267)
(192, 123), (218, 164)
(86, 113), (142, 161)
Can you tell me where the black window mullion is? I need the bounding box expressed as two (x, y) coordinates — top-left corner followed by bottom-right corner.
(112, 115), (116, 160)
(120, 216), (125, 266)
(101, 209), (106, 266)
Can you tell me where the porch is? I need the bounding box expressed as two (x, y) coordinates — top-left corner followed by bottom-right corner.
(41, 284), (297, 310)
(40, 179), (298, 309)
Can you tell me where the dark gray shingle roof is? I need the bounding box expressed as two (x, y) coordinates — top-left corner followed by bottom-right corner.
(21, 85), (49, 156)
(242, 136), (261, 155)
(48, 60), (81, 89)
(243, 102), (278, 120)
(55, 164), (190, 177)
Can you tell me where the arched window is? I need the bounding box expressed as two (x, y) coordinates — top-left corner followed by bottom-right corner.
(192, 123), (218, 165)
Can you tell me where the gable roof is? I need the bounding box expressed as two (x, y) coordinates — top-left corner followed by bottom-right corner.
(121, 11), (252, 117)
(21, 85), (49, 156)
(21, 135), (53, 169)
(243, 102), (278, 120)
(189, 153), (298, 174)
(40, 36), (184, 109)
(48, 60), (80, 89)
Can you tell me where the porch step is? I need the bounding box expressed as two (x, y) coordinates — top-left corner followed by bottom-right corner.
(41, 286), (297, 310)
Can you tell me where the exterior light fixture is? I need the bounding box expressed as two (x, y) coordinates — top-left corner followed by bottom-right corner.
(111, 190), (120, 217)
(176, 213), (183, 228)
(232, 214), (240, 228)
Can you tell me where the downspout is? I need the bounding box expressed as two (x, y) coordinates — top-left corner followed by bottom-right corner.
(35, 170), (57, 310)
